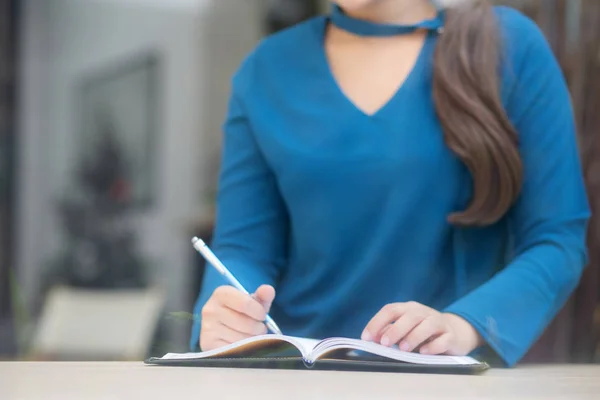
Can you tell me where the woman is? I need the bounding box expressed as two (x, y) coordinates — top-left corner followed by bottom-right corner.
(191, 0), (590, 366)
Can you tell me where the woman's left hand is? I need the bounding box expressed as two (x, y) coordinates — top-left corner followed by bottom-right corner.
(362, 302), (483, 356)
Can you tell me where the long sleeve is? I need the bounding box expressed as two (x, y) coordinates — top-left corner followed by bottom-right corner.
(190, 80), (289, 351)
(444, 13), (590, 366)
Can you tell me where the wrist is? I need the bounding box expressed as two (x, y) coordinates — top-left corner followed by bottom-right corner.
(442, 312), (484, 354)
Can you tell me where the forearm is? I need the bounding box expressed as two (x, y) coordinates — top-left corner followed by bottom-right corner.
(444, 234), (586, 366)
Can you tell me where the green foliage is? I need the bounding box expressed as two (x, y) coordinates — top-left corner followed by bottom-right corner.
(9, 270), (34, 357)
(166, 311), (200, 322)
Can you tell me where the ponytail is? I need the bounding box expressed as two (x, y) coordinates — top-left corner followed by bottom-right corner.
(432, 0), (523, 226)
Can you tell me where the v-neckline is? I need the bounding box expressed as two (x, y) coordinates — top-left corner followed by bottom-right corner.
(315, 16), (433, 119)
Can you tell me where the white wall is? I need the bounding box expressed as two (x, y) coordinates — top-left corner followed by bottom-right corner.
(17, 0), (264, 347)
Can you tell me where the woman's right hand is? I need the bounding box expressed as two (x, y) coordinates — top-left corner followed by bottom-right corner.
(199, 284), (276, 351)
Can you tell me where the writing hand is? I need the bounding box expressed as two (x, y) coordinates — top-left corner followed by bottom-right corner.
(200, 284), (275, 351)
(362, 301), (483, 356)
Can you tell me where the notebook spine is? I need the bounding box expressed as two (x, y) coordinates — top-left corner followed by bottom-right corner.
(302, 357), (316, 368)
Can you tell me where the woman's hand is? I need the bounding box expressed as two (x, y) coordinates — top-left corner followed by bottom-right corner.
(200, 284), (275, 351)
(362, 302), (483, 356)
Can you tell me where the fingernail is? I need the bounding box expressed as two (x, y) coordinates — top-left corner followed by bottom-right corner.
(400, 341), (410, 351)
(381, 336), (390, 347)
(361, 330), (372, 341)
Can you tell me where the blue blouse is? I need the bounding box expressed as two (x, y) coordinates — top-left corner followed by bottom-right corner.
(190, 6), (590, 367)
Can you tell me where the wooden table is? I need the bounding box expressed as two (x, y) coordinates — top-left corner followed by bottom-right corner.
(0, 362), (599, 399)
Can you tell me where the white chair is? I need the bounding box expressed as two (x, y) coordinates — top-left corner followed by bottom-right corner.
(31, 286), (165, 361)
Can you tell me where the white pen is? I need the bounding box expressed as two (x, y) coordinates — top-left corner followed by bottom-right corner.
(191, 237), (283, 335)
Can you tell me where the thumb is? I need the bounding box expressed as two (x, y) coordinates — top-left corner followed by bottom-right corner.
(252, 285), (276, 313)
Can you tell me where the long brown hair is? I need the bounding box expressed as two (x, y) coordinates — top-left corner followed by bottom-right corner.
(432, 0), (523, 226)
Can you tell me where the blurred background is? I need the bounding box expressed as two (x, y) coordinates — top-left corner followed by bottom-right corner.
(0, 0), (598, 363)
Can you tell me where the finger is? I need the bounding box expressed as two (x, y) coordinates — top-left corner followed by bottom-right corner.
(362, 303), (409, 341)
(373, 324), (392, 343)
(219, 307), (268, 336)
(363, 323), (393, 344)
(420, 332), (452, 355)
(380, 313), (426, 347)
(199, 337), (229, 352)
(216, 322), (255, 344)
(213, 286), (266, 321)
(400, 316), (445, 352)
(253, 285), (276, 312)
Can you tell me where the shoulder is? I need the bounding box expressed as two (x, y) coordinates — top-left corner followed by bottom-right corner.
(492, 6), (554, 66)
(492, 5), (541, 37)
(491, 5), (564, 107)
(491, 7), (572, 141)
(230, 16), (326, 96)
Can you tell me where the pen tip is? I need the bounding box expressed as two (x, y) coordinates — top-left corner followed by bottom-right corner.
(191, 237), (199, 244)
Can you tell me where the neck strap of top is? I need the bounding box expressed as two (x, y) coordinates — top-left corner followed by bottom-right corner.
(329, 4), (445, 37)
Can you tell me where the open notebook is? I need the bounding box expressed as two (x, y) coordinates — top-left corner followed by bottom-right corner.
(145, 334), (489, 374)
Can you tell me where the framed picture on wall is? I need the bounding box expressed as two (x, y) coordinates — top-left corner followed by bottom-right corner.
(75, 52), (161, 209)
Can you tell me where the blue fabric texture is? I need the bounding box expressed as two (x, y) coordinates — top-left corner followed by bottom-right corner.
(190, 6), (590, 367)
(330, 4), (445, 36)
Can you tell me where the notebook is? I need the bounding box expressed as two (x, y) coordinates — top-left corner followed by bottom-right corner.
(145, 334), (489, 374)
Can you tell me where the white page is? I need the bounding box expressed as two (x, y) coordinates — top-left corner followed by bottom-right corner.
(160, 335), (322, 360)
(284, 336), (322, 355)
(311, 338), (480, 365)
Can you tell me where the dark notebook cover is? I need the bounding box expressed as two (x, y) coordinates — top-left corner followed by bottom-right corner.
(144, 354), (490, 375)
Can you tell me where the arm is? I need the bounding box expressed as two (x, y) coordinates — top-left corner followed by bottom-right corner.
(443, 16), (590, 366)
(190, 82), (289, 351)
